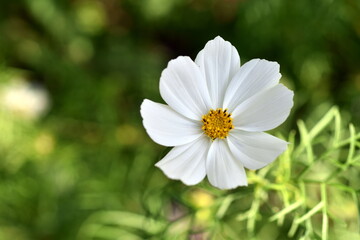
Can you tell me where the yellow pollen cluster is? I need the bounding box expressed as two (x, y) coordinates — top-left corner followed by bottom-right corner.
(202, 108), (233, 140)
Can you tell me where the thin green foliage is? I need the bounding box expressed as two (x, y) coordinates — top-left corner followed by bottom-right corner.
(76, 106), (360, 239)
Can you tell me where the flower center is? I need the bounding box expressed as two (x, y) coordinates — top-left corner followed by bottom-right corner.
(202, 108), (233, 140)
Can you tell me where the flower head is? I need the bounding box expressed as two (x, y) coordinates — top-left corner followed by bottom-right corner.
(1, 79), (50, 120)
(140, 36), (294, 189)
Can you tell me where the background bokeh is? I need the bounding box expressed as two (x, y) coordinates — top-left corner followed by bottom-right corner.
(0, 0), (359, 239)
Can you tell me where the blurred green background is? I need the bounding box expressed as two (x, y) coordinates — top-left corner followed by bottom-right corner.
(0, 0), (360, 239)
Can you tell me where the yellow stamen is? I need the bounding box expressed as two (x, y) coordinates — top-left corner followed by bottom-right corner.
(201, 108), (233, 140)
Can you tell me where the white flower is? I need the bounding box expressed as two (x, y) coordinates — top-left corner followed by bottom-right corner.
(140, 36), (294, 189)
(1, 79), (50, 120)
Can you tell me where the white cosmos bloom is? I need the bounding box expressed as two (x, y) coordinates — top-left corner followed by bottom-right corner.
(1, 79), (50, 120)
(140, 36), (294, 190)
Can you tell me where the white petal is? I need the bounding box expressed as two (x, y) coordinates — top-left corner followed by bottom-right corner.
(223, 59), (281, 112)
(140, 99), (203, 147)
(160, 56), (212, 120)
(227, 130), (288, 170)
(232, 84), (294, 132)
(155, 137), (211, 185)
(206, 139), (247, 189)
(195, 36), (240, 108)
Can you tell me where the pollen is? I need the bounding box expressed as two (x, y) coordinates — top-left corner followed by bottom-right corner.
(201, 108), (234, 140)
